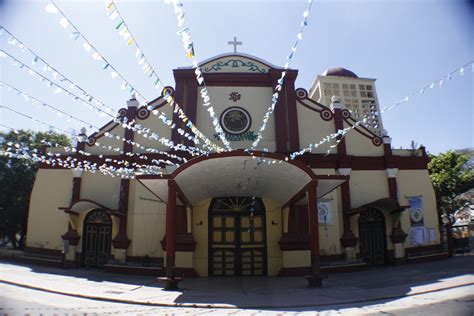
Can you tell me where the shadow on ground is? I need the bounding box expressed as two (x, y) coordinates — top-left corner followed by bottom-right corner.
(1, 253), (473, 310)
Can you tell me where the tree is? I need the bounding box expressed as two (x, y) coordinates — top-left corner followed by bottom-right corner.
(0, 129), (70, 248)
(428, 150), (474, 221)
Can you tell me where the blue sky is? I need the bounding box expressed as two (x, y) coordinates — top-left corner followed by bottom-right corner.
(0, 0), (472, 154)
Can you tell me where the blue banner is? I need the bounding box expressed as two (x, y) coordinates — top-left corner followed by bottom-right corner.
(408, 196), (424, 227)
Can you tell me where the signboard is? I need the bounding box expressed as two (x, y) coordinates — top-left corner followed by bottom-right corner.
(408, 196), (424, 227)
(410, 226), (426, 245)
(318, 201), (333, 225)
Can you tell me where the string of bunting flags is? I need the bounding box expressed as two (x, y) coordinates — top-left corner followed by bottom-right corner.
(101, 0), (225, 153)
(1, 146), (162, 179)
(0, 50), (211, 157)
(284, 60), (474, 161)
(251, 0), (314, 150)
(0, 81), (189, 162)
(0, 103), (182, 170)
(0, 26), (116, 117)
(165, 0), (232, 151)
(44, 1), (225, 153)
(1, 2), (471, 180)
(45, 1), (148, 103)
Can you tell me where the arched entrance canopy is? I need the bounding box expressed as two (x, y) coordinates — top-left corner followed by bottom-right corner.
(137, 150), (348, 206)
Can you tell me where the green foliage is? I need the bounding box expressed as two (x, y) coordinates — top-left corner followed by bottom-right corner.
(0, 129), (70, 248)
(428, 150), (474, 217)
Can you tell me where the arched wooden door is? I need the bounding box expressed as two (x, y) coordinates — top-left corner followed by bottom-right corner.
(208, 197), (267, 276)
(82, 209), (112, 267)
(358, 208), (387, 265)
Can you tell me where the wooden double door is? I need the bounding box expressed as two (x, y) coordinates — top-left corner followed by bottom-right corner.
(209, 197), (267, 276)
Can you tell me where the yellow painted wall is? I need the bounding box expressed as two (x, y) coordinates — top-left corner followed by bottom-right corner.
(349, 171), (389, 208)
(26, 169), (72, 251)
(80, 172), (121, 210)
(133, 104), (175, 153)
(192, 198), (211, 276)
(128, 179), (167, 258)
(85, 124), (125, 156)
(196, 86), (276, 151)
(318, 189), (343, 256)
(397, 170), (440, 247)
(283, 250), (310, 267)
(296, 101), (336, 154)
(263, 198), (283, 276)
(343, 121), (384, 156)
(349, 170), (395, 250)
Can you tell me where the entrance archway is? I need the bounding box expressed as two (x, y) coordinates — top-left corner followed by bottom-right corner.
(208, 197), (267, 276)
(82, 209), (112, 267)
(358, 208), (387, 265)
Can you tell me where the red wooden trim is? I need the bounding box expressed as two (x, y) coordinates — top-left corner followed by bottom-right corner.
(24, 246), (63, 257)
(183, 79), (198, 147)
(122, 105), (137, 153)
(299, 101), (322, 113)
(165, 180), (177, 278)
(171, 80), (185, 144)
(333, 108), (347, 156)
(388, 177), (398, 200)
(37, 152), (429, 172)
(286, 79), (300, 152)
(58, 198), (119, 213)
(169, 180), (193, 210)
(307, 180), (321, 278)
(136, 174), (172, 180)
(87, 122), (120, 145)
(71, 177), (81, 204)
(298, 96), (332, 111)
(171, 149), (317, 181)
(274, 80), (288, 152)
(281, 181), (311, 210)
(316, 174), (348, 180)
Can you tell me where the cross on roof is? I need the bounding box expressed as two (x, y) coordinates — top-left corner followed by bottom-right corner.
(228, 36), (242, 53)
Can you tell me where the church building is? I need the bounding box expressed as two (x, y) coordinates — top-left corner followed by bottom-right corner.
(24, 51), (445, 288)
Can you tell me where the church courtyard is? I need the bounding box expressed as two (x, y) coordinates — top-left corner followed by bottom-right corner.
(1, 254), (473, 314)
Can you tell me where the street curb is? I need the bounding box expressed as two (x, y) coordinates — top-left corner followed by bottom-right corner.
(1, 279), (473, 310)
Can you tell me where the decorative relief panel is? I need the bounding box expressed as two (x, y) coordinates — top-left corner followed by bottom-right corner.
(202, 57), (269, 73)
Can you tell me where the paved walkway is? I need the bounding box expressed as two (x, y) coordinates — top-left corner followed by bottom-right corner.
(0, 255), (473, 309)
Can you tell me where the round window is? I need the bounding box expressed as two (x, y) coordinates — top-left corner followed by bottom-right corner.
(220, 107), (251, 135)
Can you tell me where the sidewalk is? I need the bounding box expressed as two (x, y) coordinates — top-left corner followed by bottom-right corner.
(1, 255), (473, 309)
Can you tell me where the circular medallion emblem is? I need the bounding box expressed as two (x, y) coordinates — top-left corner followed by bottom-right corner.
(410, 208), (423, 223)
(220, 107), (251, 135)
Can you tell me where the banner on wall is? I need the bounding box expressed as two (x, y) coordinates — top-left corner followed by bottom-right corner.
(408, 196), (424, 227)
(410, 226), (426, 245)
(318, 201), (333, 225)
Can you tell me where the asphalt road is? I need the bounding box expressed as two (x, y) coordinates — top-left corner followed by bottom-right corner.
(1, 283), (473, 315)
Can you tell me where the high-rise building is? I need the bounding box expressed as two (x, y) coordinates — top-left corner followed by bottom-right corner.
(309, 67), (383, 136)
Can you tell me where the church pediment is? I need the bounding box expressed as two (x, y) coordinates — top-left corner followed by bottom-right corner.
(197, 53), (281, 74)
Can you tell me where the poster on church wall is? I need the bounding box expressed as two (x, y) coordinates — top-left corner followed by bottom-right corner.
(408, 196), (424, 227)
(318, 201), (333, 225)
(410, 226), (426, 245)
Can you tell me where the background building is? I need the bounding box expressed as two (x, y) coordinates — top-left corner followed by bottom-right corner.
(310, 67), (383, 136)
